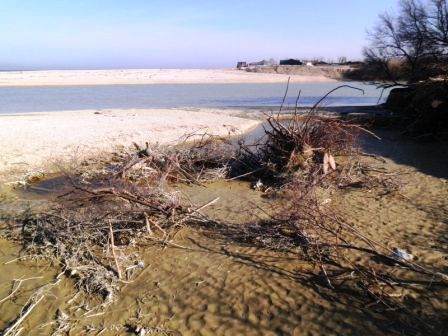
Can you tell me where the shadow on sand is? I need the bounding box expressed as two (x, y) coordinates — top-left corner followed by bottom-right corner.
(360, 129), (448, 179)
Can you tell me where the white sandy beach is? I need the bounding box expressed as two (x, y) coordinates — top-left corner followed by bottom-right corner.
(0, 108), (259, 180)
(0, 68), (336, 86)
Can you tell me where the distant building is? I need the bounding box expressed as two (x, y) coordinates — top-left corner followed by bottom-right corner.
(249, 60), (269, 66)
(236, 61), (248, 69)
(279, 59), (303, 65)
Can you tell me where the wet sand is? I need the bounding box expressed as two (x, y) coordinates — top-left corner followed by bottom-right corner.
(0, 129), (447, 335)
(83, 146), (447, 335)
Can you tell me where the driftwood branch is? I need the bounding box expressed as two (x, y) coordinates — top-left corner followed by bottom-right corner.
(109, 220), (122, 280)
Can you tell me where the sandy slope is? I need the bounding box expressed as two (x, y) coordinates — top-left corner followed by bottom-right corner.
(0, 68), (336, 86)
(0, 108), (259, 180)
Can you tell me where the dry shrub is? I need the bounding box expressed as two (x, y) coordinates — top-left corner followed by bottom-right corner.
(234, 85), (401, 195)
(237, 113), (362, 185)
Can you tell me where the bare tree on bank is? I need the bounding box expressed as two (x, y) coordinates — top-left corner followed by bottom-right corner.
(364, 0), (448, 82)
(428, 0), (448, 46)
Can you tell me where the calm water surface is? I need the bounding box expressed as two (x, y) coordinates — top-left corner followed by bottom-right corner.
(0, 82), (388, 114)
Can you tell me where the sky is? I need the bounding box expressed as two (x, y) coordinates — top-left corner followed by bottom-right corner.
(0, 0), (398, 70)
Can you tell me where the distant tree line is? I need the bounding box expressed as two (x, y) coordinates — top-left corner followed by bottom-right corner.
(358, 0), (448, 82)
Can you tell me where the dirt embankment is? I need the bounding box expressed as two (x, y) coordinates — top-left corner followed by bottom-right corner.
(245, 65), (354, 80)
(385, 80), (448, 137)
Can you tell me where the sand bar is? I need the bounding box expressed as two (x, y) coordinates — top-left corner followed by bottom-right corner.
(0, 69), (336, 86)
(0, 108), (259, 180)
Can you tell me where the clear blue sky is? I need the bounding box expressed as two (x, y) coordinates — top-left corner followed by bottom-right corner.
(0, 0), (398, 70)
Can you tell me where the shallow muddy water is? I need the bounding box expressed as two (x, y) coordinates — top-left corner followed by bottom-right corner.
(1, 132), (447, 335)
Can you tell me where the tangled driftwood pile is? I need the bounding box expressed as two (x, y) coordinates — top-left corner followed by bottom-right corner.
(238, 114), (361, 182)
(1, 135), (237, 335)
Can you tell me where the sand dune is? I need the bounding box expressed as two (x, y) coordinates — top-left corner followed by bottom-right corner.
(0, 68), (336, 86)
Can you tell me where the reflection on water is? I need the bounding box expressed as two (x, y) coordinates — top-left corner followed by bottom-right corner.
(0, 82), (389, 114)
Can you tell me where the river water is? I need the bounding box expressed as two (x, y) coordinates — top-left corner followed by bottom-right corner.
(0, 82), (388, 114)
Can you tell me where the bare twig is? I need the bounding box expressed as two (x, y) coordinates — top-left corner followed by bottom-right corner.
(109, 220), (122, 280)
(2, 279), (61, 336)
(0, 276), (43, 305)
